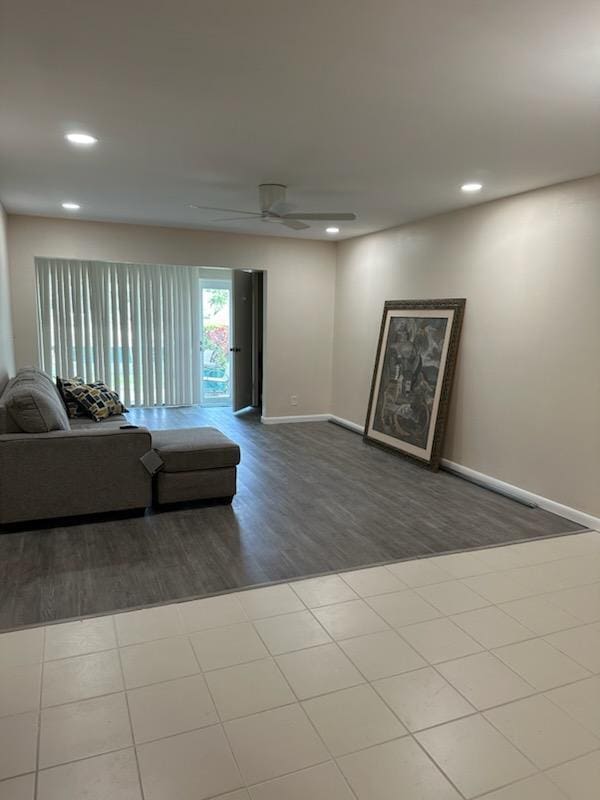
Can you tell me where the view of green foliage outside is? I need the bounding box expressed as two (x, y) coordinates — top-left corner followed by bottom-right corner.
(207, 289), (228, 312)
(203, 324), (228, 370)
(202, 287), (230, 400)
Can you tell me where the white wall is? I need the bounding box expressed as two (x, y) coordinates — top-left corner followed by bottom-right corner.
(333, 175), (600, 518)
(0, 204), (15, 390)
(7, 215), (336, 417)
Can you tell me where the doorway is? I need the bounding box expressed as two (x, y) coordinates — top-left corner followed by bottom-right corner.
(231, 270), (263, 413)
(199, 277), (232, 406)
(197, 269), (263, 412)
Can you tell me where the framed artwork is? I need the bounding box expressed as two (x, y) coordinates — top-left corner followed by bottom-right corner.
(364, 298), (466, 470)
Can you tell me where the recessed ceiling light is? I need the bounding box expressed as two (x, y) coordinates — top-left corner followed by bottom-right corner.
(326, 226), (340, 234)
(461, 182), (482, 193)
(65, 132), (98, 146)
(62, 202), (80, 210)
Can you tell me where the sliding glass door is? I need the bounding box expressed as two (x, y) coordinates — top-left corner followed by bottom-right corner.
(199, 279), (232, 406)
(36, 258), (235, 409)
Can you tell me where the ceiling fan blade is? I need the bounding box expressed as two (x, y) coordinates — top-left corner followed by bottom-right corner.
(282, 212), (356, 221)
(280, 219), (310, 231)
(189, 204), (260, 216)
(209, 216), (263, 223)
(268, 200), (295, 216)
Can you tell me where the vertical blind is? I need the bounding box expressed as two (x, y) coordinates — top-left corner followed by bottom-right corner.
(35, 258), (202, 407)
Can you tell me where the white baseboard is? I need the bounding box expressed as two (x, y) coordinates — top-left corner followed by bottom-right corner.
(441, 459), (600, 531)
(260, 414), (331, 424)
(261, 413), (366, 430)
(329, 415), (365, 434)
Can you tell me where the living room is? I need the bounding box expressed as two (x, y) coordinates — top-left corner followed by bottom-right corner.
(1, 3), (599, 799)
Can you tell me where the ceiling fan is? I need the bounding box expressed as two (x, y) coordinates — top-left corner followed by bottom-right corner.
(189, 184), (356, 230)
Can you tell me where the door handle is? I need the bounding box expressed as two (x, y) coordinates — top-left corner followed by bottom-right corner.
(229, 347), (241, 352)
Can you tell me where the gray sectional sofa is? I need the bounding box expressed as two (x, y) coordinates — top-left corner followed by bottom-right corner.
(0, 368), (240, 525)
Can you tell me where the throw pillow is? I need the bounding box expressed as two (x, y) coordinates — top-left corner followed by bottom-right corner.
(56, 376), (87, 418)
(69, 382), (127, 422)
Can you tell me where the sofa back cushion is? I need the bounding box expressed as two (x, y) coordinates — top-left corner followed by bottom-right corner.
(16, 366), (57, 391)
(0, 377), (20, 433)
(2, 368), (70, 433)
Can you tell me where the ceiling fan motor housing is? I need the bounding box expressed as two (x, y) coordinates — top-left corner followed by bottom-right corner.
(259, 183), (287, 212)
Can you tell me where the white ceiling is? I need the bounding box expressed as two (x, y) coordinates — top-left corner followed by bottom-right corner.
(2, 0), (600, 240)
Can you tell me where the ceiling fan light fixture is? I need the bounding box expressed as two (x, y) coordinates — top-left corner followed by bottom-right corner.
(65, 132), (98, 146)
(461, 182), (483, 193)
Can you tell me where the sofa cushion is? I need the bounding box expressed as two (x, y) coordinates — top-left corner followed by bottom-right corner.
(69, 382), (127, 422)
(151, 427), (241, 472)
(68, 414), (127, 430)
(6, 383), (70, 433)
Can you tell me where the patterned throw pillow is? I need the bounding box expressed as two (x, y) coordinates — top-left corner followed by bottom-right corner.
(69, 382), (127, 422)
(56, 376), (87, 418)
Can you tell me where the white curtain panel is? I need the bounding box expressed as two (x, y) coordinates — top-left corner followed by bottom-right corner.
(35, 258), (202, 407)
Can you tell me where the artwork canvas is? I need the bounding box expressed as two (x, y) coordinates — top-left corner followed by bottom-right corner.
(364, 299), (465, 470)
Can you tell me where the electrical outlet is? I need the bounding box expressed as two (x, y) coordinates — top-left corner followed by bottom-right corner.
(290, 395), (298, 406)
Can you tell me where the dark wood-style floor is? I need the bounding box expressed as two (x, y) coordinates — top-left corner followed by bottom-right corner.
(0, 406), (581, 630)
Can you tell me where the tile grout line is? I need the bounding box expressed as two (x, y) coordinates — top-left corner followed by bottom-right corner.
(112, 614), (147, 800)
(467, 770), (570, 800)
(187, 619), (248, 795)
(541, 626), (600, 673)
(28, 745), (143, 784)
(480, 710), (600, 793)
(223, 620), (350, 791)
(542, 682), (600, 740)
(0, 752), (162, 794)
(42, 641), (117, 663)
(33, 625), (46, 800)
(250, 595), (333, 656)
(264, 648), (362, 800)
(245, 761), (356, 798)
(405, 731), (470, 800)
(541, 751), (599, 800)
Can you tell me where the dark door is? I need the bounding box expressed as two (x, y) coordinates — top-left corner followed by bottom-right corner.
(231, 269), (253, 411)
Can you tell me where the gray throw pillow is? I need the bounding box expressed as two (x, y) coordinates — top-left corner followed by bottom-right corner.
(7, 385), (70, 433)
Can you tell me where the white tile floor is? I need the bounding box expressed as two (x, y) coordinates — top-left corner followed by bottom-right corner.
(1, 530), (599, 799)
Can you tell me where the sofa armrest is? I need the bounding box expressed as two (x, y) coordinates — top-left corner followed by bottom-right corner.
(0, 427), (153, 524)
